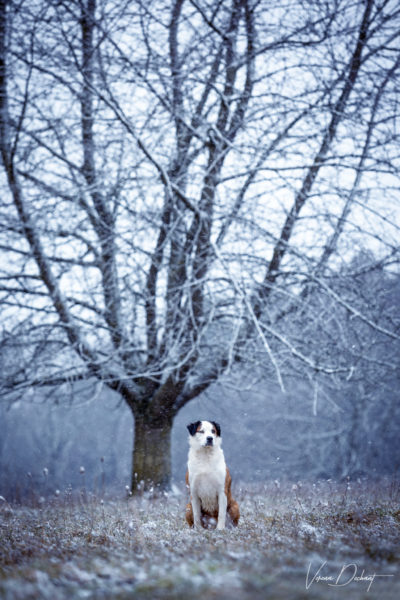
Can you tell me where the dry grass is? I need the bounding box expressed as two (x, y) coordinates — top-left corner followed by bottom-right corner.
(1, 480), (399, 599)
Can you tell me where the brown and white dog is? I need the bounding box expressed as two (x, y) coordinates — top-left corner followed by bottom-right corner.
(185, 420), (240, 530)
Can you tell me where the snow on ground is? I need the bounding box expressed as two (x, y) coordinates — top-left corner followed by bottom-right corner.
(0, 480), (399, 599)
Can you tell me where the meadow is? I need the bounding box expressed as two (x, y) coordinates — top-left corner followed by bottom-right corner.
(1, 480), (399, 599)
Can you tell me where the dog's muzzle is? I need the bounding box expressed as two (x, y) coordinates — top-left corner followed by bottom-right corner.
(205, 436), (214, 446)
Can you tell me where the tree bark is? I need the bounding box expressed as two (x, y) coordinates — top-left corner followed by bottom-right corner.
(131, 409), (174, 493)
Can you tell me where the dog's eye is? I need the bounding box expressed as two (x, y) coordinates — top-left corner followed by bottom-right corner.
(199, 430), (204, 434)
(211, 429), (216, 434)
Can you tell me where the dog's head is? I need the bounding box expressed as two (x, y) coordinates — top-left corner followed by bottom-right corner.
(187, 420), (221, 449)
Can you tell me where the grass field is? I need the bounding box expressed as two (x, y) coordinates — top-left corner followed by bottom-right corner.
(1, 480), (399, 599)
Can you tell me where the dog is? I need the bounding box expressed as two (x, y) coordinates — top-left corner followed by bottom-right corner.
(185, 420), (240, 530)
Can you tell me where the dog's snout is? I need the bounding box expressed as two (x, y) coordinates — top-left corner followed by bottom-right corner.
(206, 436), (214, 445)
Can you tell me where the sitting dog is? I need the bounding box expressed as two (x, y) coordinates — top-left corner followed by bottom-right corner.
(185, 420), (240, 530)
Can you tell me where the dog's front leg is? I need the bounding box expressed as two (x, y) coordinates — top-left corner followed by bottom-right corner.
(191, 494), (202, 529)
(217, 492), (227, 530)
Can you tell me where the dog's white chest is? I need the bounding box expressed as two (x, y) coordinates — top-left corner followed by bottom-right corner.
(194, 472), (221, 512)
(188, 448), (226, 512)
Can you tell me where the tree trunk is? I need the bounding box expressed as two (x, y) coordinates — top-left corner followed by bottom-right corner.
(131, 410), (173, 493)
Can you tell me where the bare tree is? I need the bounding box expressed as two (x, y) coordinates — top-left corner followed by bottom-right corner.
(0, 0), (399, 491)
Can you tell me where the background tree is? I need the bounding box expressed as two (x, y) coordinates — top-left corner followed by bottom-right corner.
(0, 0), (399, 491)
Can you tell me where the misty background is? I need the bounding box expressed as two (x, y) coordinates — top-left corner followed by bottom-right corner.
(2, 342), (400, 502)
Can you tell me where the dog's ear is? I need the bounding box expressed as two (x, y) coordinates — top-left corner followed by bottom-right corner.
(211, 421), (221, 437)
(187, 421), (201, 436)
